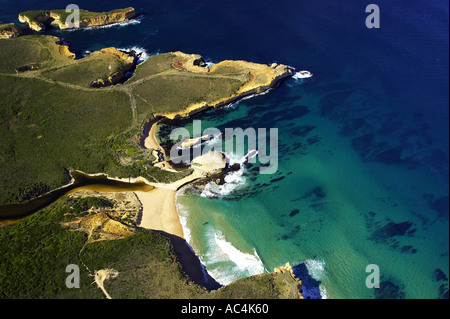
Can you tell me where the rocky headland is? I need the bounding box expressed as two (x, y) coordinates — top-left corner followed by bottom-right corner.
(0, 23), (21, 39)
(156, 51), (295, 120)
(18, 7), (136, 31)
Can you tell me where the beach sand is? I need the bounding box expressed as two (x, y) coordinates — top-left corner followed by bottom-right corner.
(135, 185), (221, 289)
(136, 187), (184, 238)
(144, 120), (161, 151)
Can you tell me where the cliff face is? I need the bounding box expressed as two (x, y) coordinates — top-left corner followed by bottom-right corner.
(58, 45), (76, 59)
(18, 7), (136, 31)
(76, 8), (136, 29)
(0, 23), (22, 39)
(17, 14), (43, 31)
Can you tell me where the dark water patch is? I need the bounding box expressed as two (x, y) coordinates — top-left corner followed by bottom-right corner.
(303, 187), (327, 200)
(369, 221), (414, 242)
(291, 187), (327, 205)
(307, 136), (322, 146)
(339, 117), (366, 137)
(438, 284), (449, 299)
(423, 194), (449, 219)
(374, 278), (406, 299)
(365, 213), (418, 254)
(319, 90), (356, 120)
(292, 263), (322, 299)
(400, 245), (417, 254)
(351, 133), (404, 165)
(270, 176), (286, 183)
(275, 225), (301, 241)
(407, 227), (417, 237)
(433, 269), (449, 282)
(289, 209), (300, 217)
(288, 125), (316, 138)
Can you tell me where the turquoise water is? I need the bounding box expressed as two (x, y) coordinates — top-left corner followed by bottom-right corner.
(175, 78), (448, 299)
(1, 0), (448, 298)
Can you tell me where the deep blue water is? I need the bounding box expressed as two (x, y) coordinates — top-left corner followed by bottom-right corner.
(1, 0), (448, 298)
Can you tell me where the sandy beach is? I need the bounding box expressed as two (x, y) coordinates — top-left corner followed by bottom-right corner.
(144, 120), (161, 151)
(135, 151), (227, 239)
(135, 187), (184, 238)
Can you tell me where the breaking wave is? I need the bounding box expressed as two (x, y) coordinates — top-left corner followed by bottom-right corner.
(65, 15), (143, 32)
(200, 228), (266, 285)
(117, 46), (154, 64)
(200, 150), (257, 198)
(224, 90), (271, 109)
(175, 196), (192, 244)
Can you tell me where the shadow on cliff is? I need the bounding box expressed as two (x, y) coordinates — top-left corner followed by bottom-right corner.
(158, 231), (222, 291)
(292, 263), (323, 299)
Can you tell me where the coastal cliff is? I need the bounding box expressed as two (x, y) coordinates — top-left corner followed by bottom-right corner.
(90, 47), (137, 87)
(155, 52), (294, 120)
(18, 7), (136, 31)
(58, 44), (76, 59)
(0, 23), (21, 39)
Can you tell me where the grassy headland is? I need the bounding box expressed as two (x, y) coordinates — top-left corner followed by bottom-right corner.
(0, 35), (293, 207)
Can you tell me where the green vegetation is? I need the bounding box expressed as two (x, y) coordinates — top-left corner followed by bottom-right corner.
(127, 53), (250, 122)
(0, 196), (301, 299)
(0, 35), (256, 207)
(0, 75), (131, 205)
(40, 55), (127, 88)
(0, 36), (196, 206)
(125, 52), (177, 83)
(0, 197), (98, 298)
(0, 35), (71, 73)
(132, 74), (244, 119)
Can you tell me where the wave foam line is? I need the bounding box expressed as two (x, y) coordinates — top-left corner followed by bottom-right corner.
(65, 16), (143, 32)
(199, 229), (265, 285)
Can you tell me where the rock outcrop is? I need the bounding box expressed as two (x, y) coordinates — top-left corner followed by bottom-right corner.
(58, 45), (76, 59)
(0, 23), (21, 39)
(191, 151), (228, 173)
(172, 52), (209, 74)
(18, 7), (136, 31)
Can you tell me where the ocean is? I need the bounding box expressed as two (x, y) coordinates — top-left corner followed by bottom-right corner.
(1, 0), (448, 298)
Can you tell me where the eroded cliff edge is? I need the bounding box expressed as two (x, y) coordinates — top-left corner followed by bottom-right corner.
(0, 23), (21, 39)
(18, 7), (136, 31)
